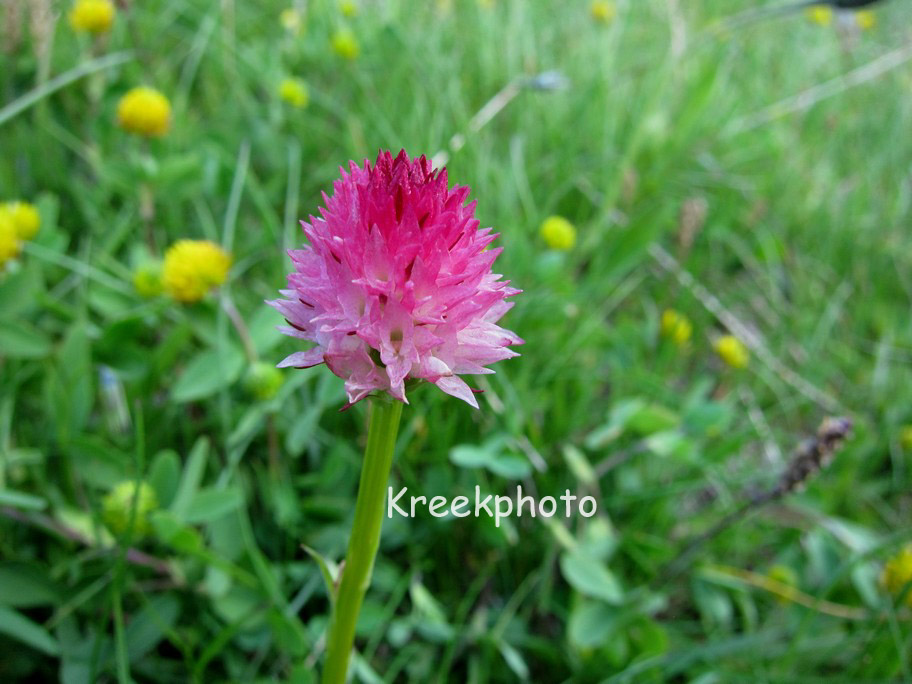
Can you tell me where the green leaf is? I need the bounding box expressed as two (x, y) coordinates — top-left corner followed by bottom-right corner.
(0, 488), (46, 510)
(0, 320), (51, 358)
(151, 511), (203, 554)
(628, 403), (679, 436)
(498, 642), (530, 681)
(486, 452), (532, 479)
(171, 346), (244, 403)
(560, 550), (624, 604)
(568, 600), (621, 649)
(124, 596), (180, 662)
(170, 437), (210, 517)
(0, 605), (59, 656)
(182, 487), (243, 524)
(584, 399), (645, 449)
(449, 444), (490, 468)
(303, 545), (339, 605)
(147, 450), (181, 509)
(563, 445), (597, 485)
(0, 563), (61, 607)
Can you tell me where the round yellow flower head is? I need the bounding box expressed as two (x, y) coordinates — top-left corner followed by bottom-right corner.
(102, 481), (158, 537)
(714, 334), (749, 369)
(69, 0), (115, 34)
(244, 361), (285, 401)
(540, 215), (576, 251)
(279, 78), (310, 108)
(280, 8), (303, 34)
(856, 10), (876, 31)
(591, 1), (616, 24)
(340, 0), (358, 17)
(2, 201), (40, 240)
(0, 211), (22, 266)
(163, 240), (232, 303)
(805, 5), (833, 26)
(117, 87), (172, 138)
(331, 28), (360, 60)
(133, 261), (164, 298)
(883, 545), (912, 606)
(900, 425), (912, 451)
(660, 309), (693, 346)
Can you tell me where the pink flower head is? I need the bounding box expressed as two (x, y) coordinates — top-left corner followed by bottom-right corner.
(271, 150), (522, 408)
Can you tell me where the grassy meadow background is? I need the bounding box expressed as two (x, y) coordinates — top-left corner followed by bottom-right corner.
(3, 0), (912, 681)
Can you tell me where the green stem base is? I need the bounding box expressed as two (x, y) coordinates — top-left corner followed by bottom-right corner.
(322, 396), (403, 684)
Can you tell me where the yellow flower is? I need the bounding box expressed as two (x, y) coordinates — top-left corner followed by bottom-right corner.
(856, 10), (876, 31)
(162, 240), (231, 302)
(103, 481), (158, 537)
(900, 425), (912, 451)
(660, 309), (692, 346)
(540, 215), (576, 251)
(714, 335), (749, 369)
(69, 0), (115, 34)
(117, 87), (172, 138)
(805, 5), (833, 27)
(591, 1), (616, 24)
(331, 28), (360, 60)
(883, 545), (912, 606)
(340, 0), (358, 17)
(279, 78), (310, 108)
(133, 262), (164, 298)
(2, 201), (40, 240)
(0, 211), (22, 266)
(280, 8), (303, 34)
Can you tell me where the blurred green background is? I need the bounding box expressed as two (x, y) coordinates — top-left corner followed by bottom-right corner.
(2, 0), (912, 681)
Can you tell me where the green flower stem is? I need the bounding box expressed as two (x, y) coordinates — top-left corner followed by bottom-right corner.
(322, 395), (403, 684)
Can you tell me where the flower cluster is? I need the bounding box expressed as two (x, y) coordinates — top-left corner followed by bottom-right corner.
(162, 240), (232, 302)
(117, 87), (172, 137)
(69, 0), (115, 34)
(273, 150), (522, 408)
(103, 481), (158, 537)
(331, 29), (360, 60)
(0, 200), (41, 268)
(660, 309), (692, 347)
(540, 215), (576, 251)
(714, 334), (749, 369)
(591, 1), (616, 25)
(883, 545), (912, 606)
(279, 78), (310, 108)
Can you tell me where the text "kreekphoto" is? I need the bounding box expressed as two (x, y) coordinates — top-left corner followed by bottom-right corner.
(388, 486), (598, 528)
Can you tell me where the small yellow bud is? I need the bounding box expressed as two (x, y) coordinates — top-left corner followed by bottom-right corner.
(660, 309), (692, 346)
(117, 87), (172, 138)
(2, 201), (40, 240)
(280, 8), (303, 34)
(883, 545), (912, 606)
(591, 1), (616, 24)
(69, 0), (115, 34)
(102, 481), (158, 537)
(714, 335), (749, 369)
(539, 215), (576, 251)
(899, 425), (912, 451)
(805, 5), (833, 27)
(244, 361), (285, 401)
(331, 28), (360, 60)
(133, 262), (164, 298)
(279, 78), (310, 108)
(162, 240), (232, 303)
(340, 0), (358, 18)
(0, 211), (22, 266)
(856, 10), (876, 31)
